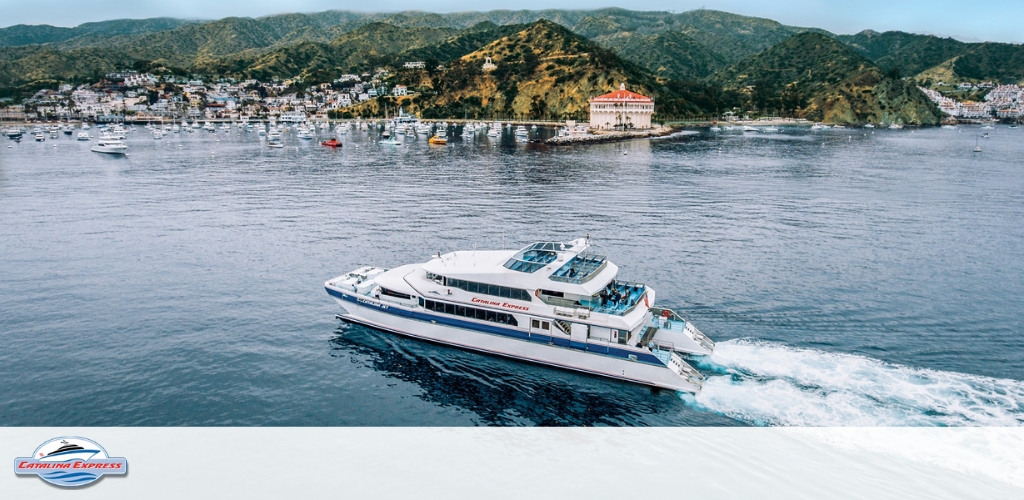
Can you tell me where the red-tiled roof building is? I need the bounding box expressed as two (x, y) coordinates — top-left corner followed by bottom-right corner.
(589, 83), (654, 130)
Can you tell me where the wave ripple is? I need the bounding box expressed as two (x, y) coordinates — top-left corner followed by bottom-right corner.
(685, 340), (1024, 426)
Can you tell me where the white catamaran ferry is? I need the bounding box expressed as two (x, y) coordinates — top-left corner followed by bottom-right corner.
(325, 238), (714, 392)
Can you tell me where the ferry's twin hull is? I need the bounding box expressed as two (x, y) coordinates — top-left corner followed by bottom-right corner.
(326, 284), (707, 393)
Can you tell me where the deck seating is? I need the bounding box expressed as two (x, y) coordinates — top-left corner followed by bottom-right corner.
(589, 281), (646, 315)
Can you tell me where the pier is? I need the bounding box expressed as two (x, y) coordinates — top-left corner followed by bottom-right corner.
(545, 125), (677, 145)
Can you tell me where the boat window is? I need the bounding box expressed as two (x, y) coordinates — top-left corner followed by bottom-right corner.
(380, 287), (412, 300)
(431, 274), (531, 303)
(503, 245), (558, 273)
(532, 319), (540, 328)
(421, 299), (518, 327)
(549, 254), (607, 284)
(542, 321), (550, 330)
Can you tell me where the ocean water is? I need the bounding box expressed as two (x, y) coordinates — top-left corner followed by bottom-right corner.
(1, 124), (1022, 426)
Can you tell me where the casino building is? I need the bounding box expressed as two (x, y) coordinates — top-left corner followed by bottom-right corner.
(589, 83), (654, 130)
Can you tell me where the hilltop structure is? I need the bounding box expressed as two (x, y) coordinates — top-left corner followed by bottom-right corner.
(589, 84), (654, 130)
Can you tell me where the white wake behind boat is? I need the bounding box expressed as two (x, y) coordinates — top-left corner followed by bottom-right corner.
(325, 238), (713, 392)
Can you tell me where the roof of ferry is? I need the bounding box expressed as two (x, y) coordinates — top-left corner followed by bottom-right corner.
(419, 239), (619, 296)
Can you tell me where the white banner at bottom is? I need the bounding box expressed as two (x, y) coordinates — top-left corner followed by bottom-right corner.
(4, 427), (1023, 498)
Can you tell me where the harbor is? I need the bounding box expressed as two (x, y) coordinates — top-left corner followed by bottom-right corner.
(2, 123), (1022, 427)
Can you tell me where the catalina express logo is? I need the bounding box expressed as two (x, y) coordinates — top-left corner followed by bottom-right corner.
(14, 437), (127, 487)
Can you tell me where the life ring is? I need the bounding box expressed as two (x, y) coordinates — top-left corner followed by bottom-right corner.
(661, 309), (671, 319)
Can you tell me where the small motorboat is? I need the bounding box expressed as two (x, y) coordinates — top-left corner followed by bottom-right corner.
(379, 138), (402, 146)
(321, 138), (342, 148)
(428, 135), (447, 145)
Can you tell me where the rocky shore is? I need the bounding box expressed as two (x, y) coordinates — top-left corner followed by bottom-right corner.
(545, 125), (677, 145)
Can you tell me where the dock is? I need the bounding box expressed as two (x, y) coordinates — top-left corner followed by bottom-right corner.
(545, 125), (677, 145)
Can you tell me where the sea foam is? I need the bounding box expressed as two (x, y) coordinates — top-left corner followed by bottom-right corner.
(685, 340), (1024, 426)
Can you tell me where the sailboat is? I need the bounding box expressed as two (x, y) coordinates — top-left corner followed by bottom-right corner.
(973, 134), (982, 153)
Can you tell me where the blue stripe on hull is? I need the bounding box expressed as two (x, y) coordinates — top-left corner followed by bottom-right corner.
(335, 313), (665, 389)
(326, 286), (666, 367)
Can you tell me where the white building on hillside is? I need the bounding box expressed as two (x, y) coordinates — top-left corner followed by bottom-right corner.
(589, 83), (654, 130)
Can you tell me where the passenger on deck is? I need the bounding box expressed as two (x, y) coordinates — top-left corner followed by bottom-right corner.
(568, 267), (577, 278)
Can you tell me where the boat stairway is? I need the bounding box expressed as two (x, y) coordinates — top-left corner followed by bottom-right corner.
(647, 340), (704, 385)
(640, 326), (658, 347)
(648, 309), (716, 355)
(553, 319), (572, 335)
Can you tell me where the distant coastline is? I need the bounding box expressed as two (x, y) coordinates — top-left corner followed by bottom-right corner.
(2, 9), (1022, 126)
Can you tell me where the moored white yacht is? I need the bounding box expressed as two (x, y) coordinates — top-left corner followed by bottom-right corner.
(325, 238), (713, 392)
(91, 137), (128, 154)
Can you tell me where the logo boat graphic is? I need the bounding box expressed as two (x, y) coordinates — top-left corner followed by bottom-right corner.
(37, 440), (100, 463)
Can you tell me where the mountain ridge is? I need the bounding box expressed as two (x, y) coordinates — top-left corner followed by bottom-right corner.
(1, 8), (1020, 122)
(714, 32), (941, 124)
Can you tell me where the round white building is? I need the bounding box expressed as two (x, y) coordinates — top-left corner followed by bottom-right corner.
(589, 83), (654, 130)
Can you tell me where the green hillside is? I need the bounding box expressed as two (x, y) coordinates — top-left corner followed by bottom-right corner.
(838, 30), (968, 76)
(370, 20), (717, 120)
(2, 8), (1022, 118)
(207, 23), (457, 81)
(594, 30), (727, 80)
(714, 32), (940, 124)
(0, 18), (197, 47)
(671, 9), (826, 64)
(391, 22), (524, 64)
(953, 43), (1024, 82)
(0, 45), (136, 92)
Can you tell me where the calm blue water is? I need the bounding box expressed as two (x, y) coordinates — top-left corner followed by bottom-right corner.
(1, 124), (1022, 426)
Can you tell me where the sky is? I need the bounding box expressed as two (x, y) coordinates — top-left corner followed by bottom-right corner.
(1, 0), (1021, 44)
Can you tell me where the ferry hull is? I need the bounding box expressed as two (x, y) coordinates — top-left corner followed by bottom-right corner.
(330, 291), (702, 393)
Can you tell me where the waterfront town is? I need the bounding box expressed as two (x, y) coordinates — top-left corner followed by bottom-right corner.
(0, 69), (402, 124)
(919, 83), (1024, 120)
(0, 67), (659, 132)
(0, 65), (1020, 127)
